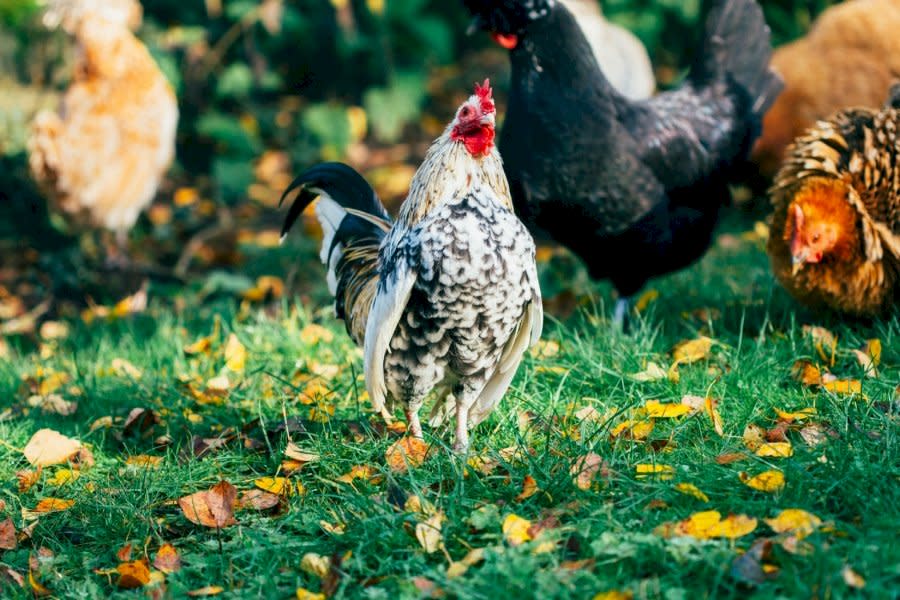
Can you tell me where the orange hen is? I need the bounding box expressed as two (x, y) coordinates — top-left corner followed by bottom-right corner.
(28, 0), (178, 246)
(768, 84), (900, 316)
(753, 0), (900, 178)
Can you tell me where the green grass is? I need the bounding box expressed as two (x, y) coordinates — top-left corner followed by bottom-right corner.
(0, 222), (898, 599)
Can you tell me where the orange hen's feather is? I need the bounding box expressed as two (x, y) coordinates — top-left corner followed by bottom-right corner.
(768, 89), (900, 316)
(753, 0), (900, 178)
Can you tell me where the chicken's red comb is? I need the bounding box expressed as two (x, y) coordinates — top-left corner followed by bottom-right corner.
(474, 79), (495, 114)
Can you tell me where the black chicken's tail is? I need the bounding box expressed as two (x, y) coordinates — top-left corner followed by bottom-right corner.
(280, 162), (391, 345)
(692, 0), (783, 121)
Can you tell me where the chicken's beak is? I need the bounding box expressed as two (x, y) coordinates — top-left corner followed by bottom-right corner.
(791, 251), (808, 276)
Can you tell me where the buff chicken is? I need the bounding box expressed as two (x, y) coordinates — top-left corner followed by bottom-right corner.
(27, 0), (178, 257)
(280, 81), (543, 451)
(753, 0), (900, 179)
(768, 84), (900, 316)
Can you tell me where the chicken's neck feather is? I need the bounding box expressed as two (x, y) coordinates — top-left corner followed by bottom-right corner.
(395, 132), (511, 229)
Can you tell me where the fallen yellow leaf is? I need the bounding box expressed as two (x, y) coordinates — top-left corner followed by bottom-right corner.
(502, 514), (533, 546)
(755, 442), (793, 458)
(672, 336), (713, 364)
(415, 512), (444, 554)
(187, 586), (225, 597)
(611, 420), (654, 440)
(32, 498), (75, 513)
(822, 379), (861, 395)
(593, 591), (633, 600)
(666, 510), (757, 539)
(674, 483), (709, 502)
(126, 455), (163, 469)
(300, 324), (334, 345)
(740, 470), (785, 493)
(644, 400), (691, 418)
(224, 334), (247, 373)
(300, 553), (330, 578)
(791, 360), (822, 386)
(774, 407), (817, 422)
(336, 465), (377, 484)
(529, 339), (559, 359)
(116, 560), (151, 589)
(46, 468), (78, 486)
(295, 588), (325, 600)
(635, 464), (674, 480)
(630, 362), (668, 382)
(254, 477), (292, 496)
(764, 509), (821, 538)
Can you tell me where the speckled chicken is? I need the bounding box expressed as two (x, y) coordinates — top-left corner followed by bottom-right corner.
(28, 0), (178, 251)
(768, 84), (900, 316)
(280, 81), (543, 451)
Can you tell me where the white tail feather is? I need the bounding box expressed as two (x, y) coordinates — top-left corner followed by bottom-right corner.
(313, 190), (348, 295)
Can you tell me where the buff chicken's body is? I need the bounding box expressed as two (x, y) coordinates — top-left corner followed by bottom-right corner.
(28, 0), (178, 247)
(280, 82), (543, 451)
(768, 84), (900, 316)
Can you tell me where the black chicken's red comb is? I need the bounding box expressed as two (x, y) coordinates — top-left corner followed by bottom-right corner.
(475, 79), (495, 113)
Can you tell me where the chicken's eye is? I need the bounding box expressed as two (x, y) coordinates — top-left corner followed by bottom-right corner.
(811, 233), (821, 243)
(460, 106), (472, 119)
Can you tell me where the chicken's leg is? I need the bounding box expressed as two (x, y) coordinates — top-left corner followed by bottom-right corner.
(452, 379), (487, 454)
(612, 296), (632, 329)
(406, 408), (424, 439)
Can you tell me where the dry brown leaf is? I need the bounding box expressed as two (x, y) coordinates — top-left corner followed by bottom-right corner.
(799, 423), (828, 447)
(16, 469), (40, 493)
(116, 543), (133, 562)
(26, 395), (77, 416)
(841, 566), (866, 589)
(714, 452), (747, 465)
(0, 518), (16, 550)
(571, 452), (607, 491)
(284, 442), (320, 464)
(236, 489), (281, 511)
(111, 358), (143, 380)
(178, 481), (237, 528)
(385, 437), (428, 473)
(23, 429), (82, 467)
(742, 424), (766, 451)
(117, 560), (150, 589)
(515, 475), (539, 502)
(153, 543), (181, 574)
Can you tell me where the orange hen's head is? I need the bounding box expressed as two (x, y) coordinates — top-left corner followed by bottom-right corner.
(784, 178), (858, 275)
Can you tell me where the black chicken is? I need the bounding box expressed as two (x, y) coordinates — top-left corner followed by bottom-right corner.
(463, 0), (782, 323)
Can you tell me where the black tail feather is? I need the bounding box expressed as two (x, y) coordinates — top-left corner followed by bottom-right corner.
(279, 162), (389, 240)
(692, 0), (783, 118)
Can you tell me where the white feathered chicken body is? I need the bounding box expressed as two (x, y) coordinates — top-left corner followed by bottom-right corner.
(280, 81), (542, 451)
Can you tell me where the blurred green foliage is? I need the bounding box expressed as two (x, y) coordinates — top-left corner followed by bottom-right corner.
(0, 0), (839, 204)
